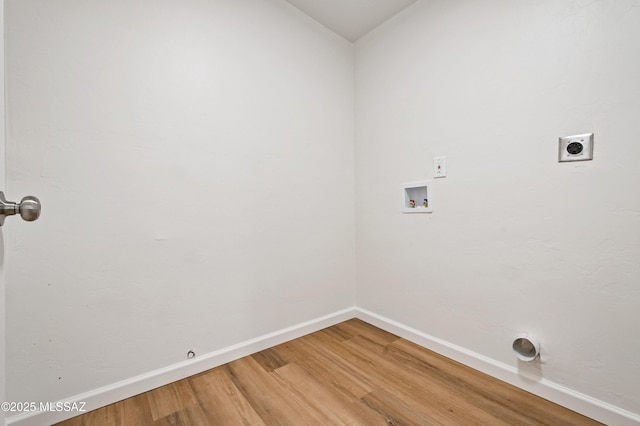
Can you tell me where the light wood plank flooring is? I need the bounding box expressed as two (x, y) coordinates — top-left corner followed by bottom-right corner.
(56, 319), (602, 425)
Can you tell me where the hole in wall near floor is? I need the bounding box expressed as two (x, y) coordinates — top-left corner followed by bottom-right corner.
(512, 333), (540, 361)
(187, 350), (196, 359)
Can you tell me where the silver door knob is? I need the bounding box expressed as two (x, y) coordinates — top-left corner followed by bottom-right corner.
(0, 191), (41, 226)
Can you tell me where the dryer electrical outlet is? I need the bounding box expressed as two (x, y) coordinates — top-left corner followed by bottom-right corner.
(558, 133), (594, 162)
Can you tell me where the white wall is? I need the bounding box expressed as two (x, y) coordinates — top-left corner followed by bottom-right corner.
(5, 0), (354, 404)
(355, 0), (640, 415)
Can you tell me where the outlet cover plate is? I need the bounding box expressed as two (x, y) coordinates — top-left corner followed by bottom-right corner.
(434, 156), (447, 178)
(559, 133), (594, 162)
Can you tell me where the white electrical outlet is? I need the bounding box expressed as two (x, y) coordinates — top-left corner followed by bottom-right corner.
(558, 133), (594, 162)
(434, 156), (447, 178)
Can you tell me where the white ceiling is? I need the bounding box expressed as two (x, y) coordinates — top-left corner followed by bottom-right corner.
(285, 0), (419, 42)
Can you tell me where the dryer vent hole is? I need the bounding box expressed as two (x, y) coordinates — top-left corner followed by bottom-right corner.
(512, 333), (540, 362)
(513, 338), (536, 357)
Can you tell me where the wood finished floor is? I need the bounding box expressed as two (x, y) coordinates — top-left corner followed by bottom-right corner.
(56, 319), (602, 425)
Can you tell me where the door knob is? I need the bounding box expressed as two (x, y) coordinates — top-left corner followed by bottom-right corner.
(0, 191), (41, 225)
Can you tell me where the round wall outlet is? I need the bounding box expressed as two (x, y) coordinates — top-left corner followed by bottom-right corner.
(559, 133), (594, 162)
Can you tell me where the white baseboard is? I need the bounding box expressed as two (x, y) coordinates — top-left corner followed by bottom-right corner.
(8, 306), (639, 426)
(6, 307), (357, 426)
(354, 307), (640, 426)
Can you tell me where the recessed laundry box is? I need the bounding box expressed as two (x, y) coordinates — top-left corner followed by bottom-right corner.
(401, 181), (433, 213)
